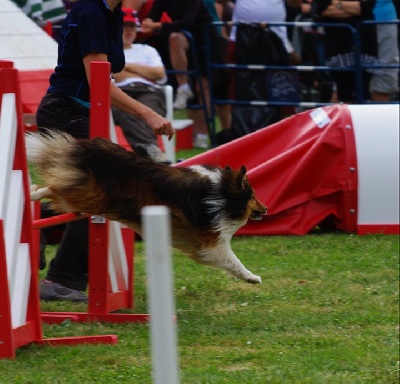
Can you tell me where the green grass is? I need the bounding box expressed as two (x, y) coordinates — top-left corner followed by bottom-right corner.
(1, 234), (398, 383)
(3, 143), (399, 383)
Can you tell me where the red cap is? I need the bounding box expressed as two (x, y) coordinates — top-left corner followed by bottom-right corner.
(122, 8), (141, 26)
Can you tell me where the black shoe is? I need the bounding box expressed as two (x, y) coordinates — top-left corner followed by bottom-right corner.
(39, 279), (88, 302)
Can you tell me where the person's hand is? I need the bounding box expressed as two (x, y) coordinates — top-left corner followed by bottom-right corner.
(145, 112), (175, 140)
(140, 18), (156, 34)
(109, 82), (174, 139)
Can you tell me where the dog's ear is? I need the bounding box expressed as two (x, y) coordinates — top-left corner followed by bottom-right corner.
(225, 165), (232, 172)
(238, 165), (248, 190)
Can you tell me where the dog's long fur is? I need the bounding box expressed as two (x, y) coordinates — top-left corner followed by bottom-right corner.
(26, 130), (267, 283)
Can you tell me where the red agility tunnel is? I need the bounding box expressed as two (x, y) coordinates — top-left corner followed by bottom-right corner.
(177, 104), (399, 235)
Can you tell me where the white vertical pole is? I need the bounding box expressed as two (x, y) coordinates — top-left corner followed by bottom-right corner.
(142, 206), (179, 384)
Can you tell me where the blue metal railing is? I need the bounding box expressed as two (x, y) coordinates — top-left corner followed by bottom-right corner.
(205, 20), (399, 144)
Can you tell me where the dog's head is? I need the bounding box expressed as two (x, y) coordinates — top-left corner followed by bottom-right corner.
(223, 165), (267, 221)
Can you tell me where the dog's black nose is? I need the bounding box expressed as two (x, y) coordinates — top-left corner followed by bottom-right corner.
(250, 206), (267, 220)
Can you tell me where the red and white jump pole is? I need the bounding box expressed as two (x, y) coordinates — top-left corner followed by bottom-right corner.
(0, 60), (149, 358)
(0, 61), (43, 358)
(347, 104), (399, 235)
(40, 62), (148, 323)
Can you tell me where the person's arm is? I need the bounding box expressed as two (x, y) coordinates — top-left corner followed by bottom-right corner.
(115, 63), (165, 82)
(214, 1), (229, 39)
(122, 0), (146, 10)
(286, 0), (302, 7)
(140, 18), (162, 33)
(321, 0), (361, 17)
(83, 53), (174, 139)
(114, 45), (167, 83)
(302, 1), (312, 14)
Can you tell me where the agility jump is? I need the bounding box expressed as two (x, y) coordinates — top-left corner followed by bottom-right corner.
(0, 61), (148, 359)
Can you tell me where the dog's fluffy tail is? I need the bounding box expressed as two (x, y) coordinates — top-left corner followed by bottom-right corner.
(25, 130), (76, 166)
(25, 130), (87, 192)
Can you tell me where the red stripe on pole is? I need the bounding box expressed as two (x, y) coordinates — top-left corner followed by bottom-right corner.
(32, 213), (88, 229)
(90, 61), (110, 139)
(89, 61), (111, 313)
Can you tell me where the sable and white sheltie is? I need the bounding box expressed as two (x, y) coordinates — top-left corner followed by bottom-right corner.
(26, 131), (267, 284)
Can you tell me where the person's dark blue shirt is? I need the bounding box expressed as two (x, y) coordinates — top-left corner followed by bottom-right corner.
(47, 0), (125, 102)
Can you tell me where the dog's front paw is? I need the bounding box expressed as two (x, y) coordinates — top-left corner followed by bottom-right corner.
(246, 274), (262, 284)
(30, 185), (51, 200)
(30, 184), (40, 200)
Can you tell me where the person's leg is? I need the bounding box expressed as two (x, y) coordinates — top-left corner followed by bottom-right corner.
(362, 71), (372, 102)
(113, 108), (157, 145)
(332, 71), (354, 103)
(187, 76), (210, 148)
(36, 93), (90, 139)
(370, 23), (400, 102)
(187, 109), (208, 149)
(169, 32), (190, 87)
(36, 93), (90, 301)
(210, 35), (232, 143)
(133, 84), (166, 117)
(215, 105), (231, 130)
(169, 32), (194, 109)
(188, 28), (221, 147)
(334, 70), (370, 103)
(114, 84), (165, 144)
(113, 84), (169, 162)
(44, 219), (88, 291)
(113, 108), (169, 162)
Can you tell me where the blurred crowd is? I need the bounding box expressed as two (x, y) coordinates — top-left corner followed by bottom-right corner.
(13, 0), (400, 149)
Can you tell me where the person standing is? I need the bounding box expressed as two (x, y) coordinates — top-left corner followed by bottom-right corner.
(229, 0), (301, 61)
(37, 0), (174, 301)
(215, 0), (301, 144)
(312, 0), (378, 103)
(370, 0), (399, 101)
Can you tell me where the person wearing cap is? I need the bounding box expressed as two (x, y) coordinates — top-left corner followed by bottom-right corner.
(37, 0), (174, 302)
(112, 8), (169, 162)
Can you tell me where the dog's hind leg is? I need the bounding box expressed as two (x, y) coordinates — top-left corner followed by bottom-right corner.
(30, 184), (53, 201)
(196, 242), (261, 284)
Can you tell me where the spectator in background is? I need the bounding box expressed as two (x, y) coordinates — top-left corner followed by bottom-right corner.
(299, 0), (338, 103)
(229, 0), (302, 64)
(312, 0), (378, 103)
(122, 0), (147, 10)
(141, 0), (220, 148)
(112, 8), (170, 162)
(217, 0), (235, 37)
(370, 0), (399, 102)
(136, 1), (232, 148)
(215, 0), (302, 145)
(185, 0), (232, 143)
